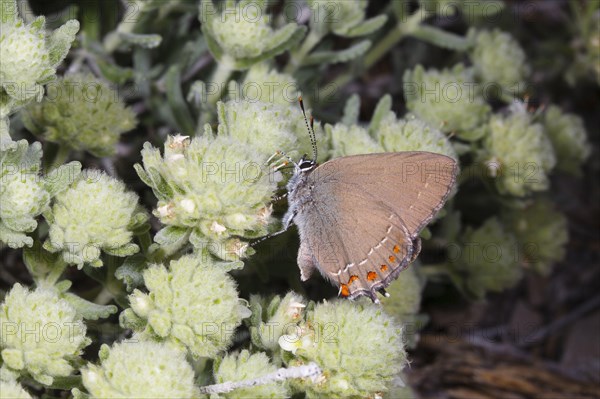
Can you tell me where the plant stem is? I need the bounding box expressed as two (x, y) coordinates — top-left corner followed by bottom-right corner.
(206, 57), (235, 107)
(284, 30), (323, 74)
(137, 230), (153, 254)
(48, 144), (71, 172)
(199, 58), (235, 126)
(94, 286), (114, 305)
(325, 9), (429, 95)
(45, 261), (68, 286)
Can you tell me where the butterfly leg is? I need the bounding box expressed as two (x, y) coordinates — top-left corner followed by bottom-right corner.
(297, 242), (316, 281)
(249, 210), (298, 247)
(410, 237), (422, 263)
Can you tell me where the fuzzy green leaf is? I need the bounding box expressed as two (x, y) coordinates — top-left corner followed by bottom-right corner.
(342, 94), (361, 126)
(369, 94), (392, 136)
(117, 32), (162, 49)
(23, 240), (63, 280)
(146, 166), (174, 200)
(30, 15), (45, 31)
(47, 20), (80, 66)
(115, 253), (146, 291)
(133, 163), (153, 188)
(119, 308), (147, 330)
(165, 65), (195, 135)
(234, 25), (307, 69)
(62, 292), (118, 320)
(410, 25), (470, 51)
(344, 15), (388, 38)
(0, 0), (18, 24)
(22, 141), (43, 169)
(154, 226), (190, 247)
(71, 388), (90, 399)
(302, 40), (371, 66)
(1, 216), (36, 233)
(0, 222), (32, 248)
(214, 260), (245, 271)
(131, 208), (150, 228)
(95, 57), (134, 85)
(103, 243), (139, 257)
(0, 117), (15, 151)
(201, 26), (224, 62)
(45, 161), (82, 197)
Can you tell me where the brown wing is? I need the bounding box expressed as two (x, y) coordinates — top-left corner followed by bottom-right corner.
(295, 152), (457, 300)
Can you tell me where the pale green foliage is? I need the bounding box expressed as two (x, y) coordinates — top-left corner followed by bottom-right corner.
(450, 217), (522, 299)
(0, 141), (48, 248)
(328, 123), (382, 157)
(377, 113), (457, 160)
(0, 140), (80, 248)
(329, 103), (456, 161)
(136, 133), (276, 259)
(248, 292), (307, 352)
(22, 74), (137, 157)
(44, 172), (146, 268)
(383, 265), (423, 323)
(470, 29), (530, 95)
(0, 380), (33, 399)
(80, 340), (198, 398)
(307, 0), (386, 37)
(483, 102), (556, 196)
(383, 377), (417, 399)
(382, 265), (425, 348)
(210, 3), (271, 59)
(218, 99), (329, 163)
(241, 63), (298, 106)
(0, 19), (48, 104)
(403, 64), (491, 134)
(281, 300), (406, 399)
(218, 100), (308, 160)
(122, 255), (249, 359)
(212, 350), (290, 398)
(543, 105), (591, 175)
(503, 199), (568, 276)
(0, 284), (90, 385)
(200, 0), (305, 69)
(0, 4), (79, 118)
(0, 117), (11, 150)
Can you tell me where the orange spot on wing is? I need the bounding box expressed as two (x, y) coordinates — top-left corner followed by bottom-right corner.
(367, 271), (377, 281)
(380, 264), (388, 272)
(393, 245), (400, 253)
(348, 275), (359, 284)
(340, 284), (350, 297)
(389, 255), (396, 263)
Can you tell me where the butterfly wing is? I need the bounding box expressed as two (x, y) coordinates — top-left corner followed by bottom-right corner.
(294, 152), (457, 300)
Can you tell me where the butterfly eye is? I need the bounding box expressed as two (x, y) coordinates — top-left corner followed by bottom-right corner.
(299, 160), (315, 171)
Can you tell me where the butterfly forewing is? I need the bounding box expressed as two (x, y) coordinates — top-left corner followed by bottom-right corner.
(295, 152), (457, 299)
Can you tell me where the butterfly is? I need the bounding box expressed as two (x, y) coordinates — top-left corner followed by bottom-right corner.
(279, 98), (457, 303)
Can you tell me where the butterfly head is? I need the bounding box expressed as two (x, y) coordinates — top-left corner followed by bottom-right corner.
(298, 155), (316, 173)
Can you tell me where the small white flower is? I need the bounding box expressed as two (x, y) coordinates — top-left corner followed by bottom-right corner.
(279, 333), (301, 354)
(157, 203), (174, 218)
(210, 221), (227, 234)
(169, 134), (190, 147)
(180, 199), (195, 213)
(228, 240), (249, 258)
(286, 301), (306, 320)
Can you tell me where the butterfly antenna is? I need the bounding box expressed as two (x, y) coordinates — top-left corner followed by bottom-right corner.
(299, 96), (318, 162)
